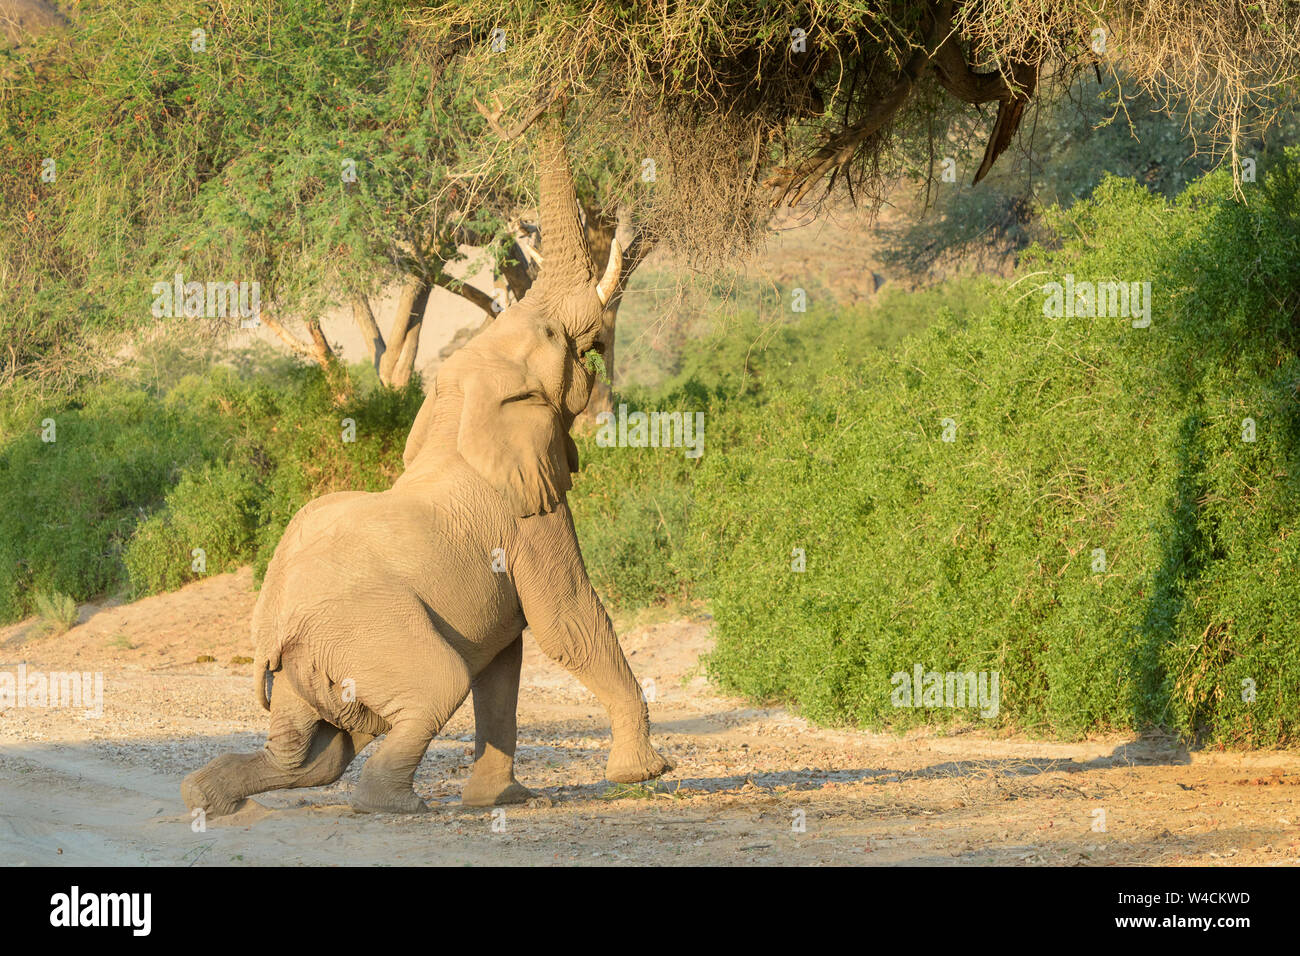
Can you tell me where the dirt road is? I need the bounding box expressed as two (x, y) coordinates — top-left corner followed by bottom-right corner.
(1, 569), (1298, 866)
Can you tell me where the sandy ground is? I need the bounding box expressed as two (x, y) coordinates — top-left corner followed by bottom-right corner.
(2, 569), (1299, 867)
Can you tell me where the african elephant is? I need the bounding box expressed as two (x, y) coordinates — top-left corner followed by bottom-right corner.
(181, 110), (673, 817)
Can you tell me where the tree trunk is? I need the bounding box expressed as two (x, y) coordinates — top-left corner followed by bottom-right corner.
(389, 305), (424, 388)
(307, 318), (353, 403)
(303, 318), (338, 370)
(351, 296), (385, 376)
(378, 275), (430, 387)
(261, 309), (328, 367)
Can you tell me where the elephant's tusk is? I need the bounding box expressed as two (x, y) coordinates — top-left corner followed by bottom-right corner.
(595, 237), (623, 306)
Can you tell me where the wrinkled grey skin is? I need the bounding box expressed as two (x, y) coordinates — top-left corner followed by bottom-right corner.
(181, 113), (672, 816)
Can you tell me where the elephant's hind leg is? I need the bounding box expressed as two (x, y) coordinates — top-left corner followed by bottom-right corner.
(181, 682), (369, 818)
(348, 619), (472, 815)
(462, 635), (536, 807)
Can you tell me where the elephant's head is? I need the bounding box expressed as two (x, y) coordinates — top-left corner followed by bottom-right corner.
(402, 110), (624, 518)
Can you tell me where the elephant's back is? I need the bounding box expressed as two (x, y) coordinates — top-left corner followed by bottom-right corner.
(255, 485), (521, 664)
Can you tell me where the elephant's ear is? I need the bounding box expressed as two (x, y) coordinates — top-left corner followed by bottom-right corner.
(564, 432), (580, 474)
(456, 355), (571, 517)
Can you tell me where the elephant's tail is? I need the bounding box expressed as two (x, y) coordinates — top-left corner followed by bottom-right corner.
(250, 577), (284, 712)
(255, 657), (273, 711)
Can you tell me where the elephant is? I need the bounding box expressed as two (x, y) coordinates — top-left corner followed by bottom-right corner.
(181, 110), (674, 817)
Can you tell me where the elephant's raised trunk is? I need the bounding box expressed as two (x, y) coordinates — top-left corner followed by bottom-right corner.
(534, 112), (597, 297)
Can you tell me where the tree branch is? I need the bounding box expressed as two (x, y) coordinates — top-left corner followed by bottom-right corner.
(931, 32), (1040, 184)
(766, 2), (955, 207)
(260, 309), (324, 363)
(474, 88), (565, 141)
(432, 273), (498, 318)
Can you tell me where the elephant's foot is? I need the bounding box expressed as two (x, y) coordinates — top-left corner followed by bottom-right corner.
(350, 777), (429, 815)
(181, 765), (249, 818)
(461, 773), (535, 807)
(606, 738), (675, 784)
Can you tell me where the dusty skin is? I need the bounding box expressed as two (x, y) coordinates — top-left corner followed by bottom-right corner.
(2, 568), (1299, 866)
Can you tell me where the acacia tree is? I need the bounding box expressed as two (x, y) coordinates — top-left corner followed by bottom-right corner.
(0, 0), (652, 401)
(136, 0), (513, 390)
(7, 0), (1298, 394)
(2, 0), (482, 385)
(431, 0), (1300, 265)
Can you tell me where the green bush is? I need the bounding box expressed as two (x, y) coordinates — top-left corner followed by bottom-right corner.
(33, 590), (79, 635)
(140, 363), (421, 589)
(123, 461), (262, 593)
(0, 357), (421, 621)
(691, 153), (1300, 745)
(246, 371), (423, 581)
(571, 407), (701, 609)
(567, 284), (976, 611)
(616, 272), (991, 398)
(0, 383), (227, 621)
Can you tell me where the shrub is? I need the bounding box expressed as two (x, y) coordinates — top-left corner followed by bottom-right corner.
(568, 284), (978, 610)
(247, 372), (422, 581)
(123, 461), (262, 594)
(0, 383), (227, 620)
(33, 590), (79, 635)
(691, 153), (1300, 745)
(571, 411), (700, 610)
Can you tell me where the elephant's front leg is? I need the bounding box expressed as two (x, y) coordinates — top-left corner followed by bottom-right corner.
(462, 635), (536, 806)
(513, 505), (674, 784)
